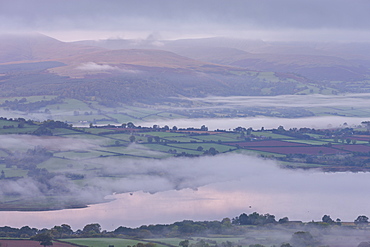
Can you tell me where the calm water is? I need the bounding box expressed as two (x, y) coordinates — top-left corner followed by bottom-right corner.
(0, 156), (369, 231)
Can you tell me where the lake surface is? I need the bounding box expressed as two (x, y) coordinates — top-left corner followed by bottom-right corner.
(1, 154), (369, 231)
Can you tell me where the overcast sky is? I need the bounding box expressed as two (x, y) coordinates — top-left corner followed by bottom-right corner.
(1, 0), (370, 42)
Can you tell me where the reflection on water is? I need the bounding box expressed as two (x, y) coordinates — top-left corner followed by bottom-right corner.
(1, 166), (370, 231)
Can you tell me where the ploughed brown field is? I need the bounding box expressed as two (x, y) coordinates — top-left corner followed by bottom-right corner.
(350, 135), (370, 141)
(0, 240), (78, 247)
(335, 144), (370, 152)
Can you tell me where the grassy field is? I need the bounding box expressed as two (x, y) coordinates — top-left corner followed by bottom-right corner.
(284, 139), (330, 145)
(142, 143), (201, 155)
(190, 134), (240, 142)
(167, 143), (235, 153)
(252, 132), (295, 139)
(63, 238), (167, 247)
(162, 136), (201, 142)
(2, 95), (370, 129)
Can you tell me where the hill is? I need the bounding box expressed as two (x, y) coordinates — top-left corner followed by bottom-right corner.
(77, 37), (370, 82)
(0, 33), (103, 64)
(1, 33), (370, 104)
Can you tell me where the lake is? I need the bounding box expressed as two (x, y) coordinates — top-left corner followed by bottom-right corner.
(0, 153), (369, 231)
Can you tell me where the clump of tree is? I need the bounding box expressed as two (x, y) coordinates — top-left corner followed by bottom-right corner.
(203, 147), (218, 155)
(355, 215), (369, 226)
(290, 231), (319, 247)
(0, 96), (63, 112)
(31, 232), (53, 247)
(232, 212), (278, 225)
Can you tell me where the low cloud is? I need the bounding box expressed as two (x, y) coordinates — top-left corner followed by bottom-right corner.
(76, 62), (119, 71)
(76, 62), (140, 74)
(188, 93), (370, 108)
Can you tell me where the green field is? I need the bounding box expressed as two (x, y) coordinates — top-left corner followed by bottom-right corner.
(142, 143), (202, 155)
(284, 139), (329, 145)
(63, 238), (167, 247)
(252, 132), (295, 139)
(190, 134), (240, 142)
(167, 143), (235, 153)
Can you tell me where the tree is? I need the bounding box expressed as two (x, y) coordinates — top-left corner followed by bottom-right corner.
(147, 136), (153, 143)
(238, 213), (249, 225)
(355, 215), (369, 225)
(33, 126), (53, 136)
(32, 233), (53, 247)
(336, 218), (342, 225)
(362, 121), (370, 131)
(280, 244), (292, 247)
(82, 223), (101, 235)
(290, 231), (318, 247)
(221, 217), (231, 226)
(322, 215), (334, 224)
(179, 240), (189, 247)
(19, 226), (37, 238)
(204, 147), (218, 155)
(51, 224), (73, 238)
(278, 217), (289, 224)
(129, 135), (136, 143)
(196, 146), (204, 151)
(264, 213), (276, 224)
(127, 122), (135, 128)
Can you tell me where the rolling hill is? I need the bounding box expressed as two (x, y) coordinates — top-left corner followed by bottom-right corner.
(76, 37), (370, 82)
(1, 33), (370, 104)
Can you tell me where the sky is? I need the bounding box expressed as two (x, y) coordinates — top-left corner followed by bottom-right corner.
(1, 0), (370, 42)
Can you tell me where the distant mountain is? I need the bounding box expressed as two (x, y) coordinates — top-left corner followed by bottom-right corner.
(1, 33), (370, 104)
(49, 48), (239, 78)
(0, 33), (103, 64)
(76, 37), (370, 81)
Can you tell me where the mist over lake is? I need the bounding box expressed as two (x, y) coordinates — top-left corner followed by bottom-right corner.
(1, 153), (369, 231)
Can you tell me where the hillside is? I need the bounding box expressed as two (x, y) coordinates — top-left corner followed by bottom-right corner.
(77, 37), (370, 82)
(0, 33), (103, 64)
(48, 48), (239, 78)
(1, 34), (370, 104)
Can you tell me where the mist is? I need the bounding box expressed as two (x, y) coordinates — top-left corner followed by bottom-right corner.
(1, 151), (370, 231)
(188, 93), (370, 108)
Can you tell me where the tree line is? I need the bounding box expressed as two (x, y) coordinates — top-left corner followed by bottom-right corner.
(1, 212), (369, 239)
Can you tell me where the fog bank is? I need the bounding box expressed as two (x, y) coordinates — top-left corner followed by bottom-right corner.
(1, 153), (370, 231)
